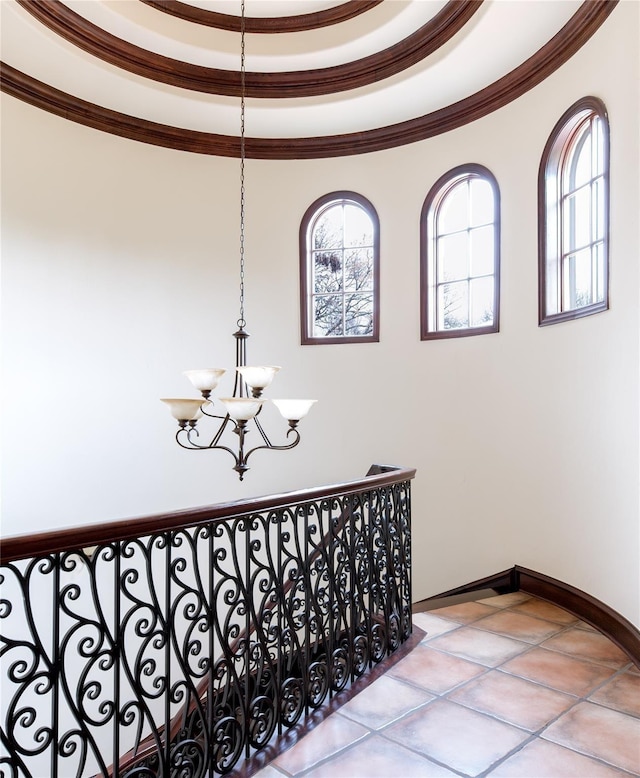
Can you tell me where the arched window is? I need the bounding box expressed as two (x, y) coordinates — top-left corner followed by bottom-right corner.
(420, 164), (500, 339)
(300, 192), (379, 344)
(539, 97), (609, 325)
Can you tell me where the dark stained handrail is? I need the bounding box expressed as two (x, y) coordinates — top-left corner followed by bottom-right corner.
(0, 465), (416, 562)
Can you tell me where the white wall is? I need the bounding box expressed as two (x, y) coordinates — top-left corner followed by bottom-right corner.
(2, 4), (638, 625)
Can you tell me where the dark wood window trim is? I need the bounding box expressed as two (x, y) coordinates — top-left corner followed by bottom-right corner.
(538, 96), (610, 326)
(420, 164), (500, 341)
(300, 192), (380, 346)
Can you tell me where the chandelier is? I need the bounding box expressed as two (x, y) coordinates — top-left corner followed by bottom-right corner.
(161, 2), (315, 481)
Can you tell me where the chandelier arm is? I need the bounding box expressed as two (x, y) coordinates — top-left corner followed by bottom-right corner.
(252, 416), (273, 447)
(176, 428), (241, 466)
(243, 427), (301, 464)
(209, 415), (236, 448)
(200, 405), (227, 421)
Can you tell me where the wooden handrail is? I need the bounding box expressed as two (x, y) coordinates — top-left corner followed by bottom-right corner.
(0, 465), (416, 563)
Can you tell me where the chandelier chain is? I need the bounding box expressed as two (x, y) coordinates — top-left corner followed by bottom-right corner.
(238, 0), (246, 329)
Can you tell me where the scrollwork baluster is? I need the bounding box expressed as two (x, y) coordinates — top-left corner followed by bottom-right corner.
(1, 469), (414, 777)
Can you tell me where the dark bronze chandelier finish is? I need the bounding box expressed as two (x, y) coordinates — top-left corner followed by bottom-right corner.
(174, 328), (302, 480)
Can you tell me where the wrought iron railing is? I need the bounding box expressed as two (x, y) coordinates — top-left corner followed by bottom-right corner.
(0, 465), (414, 778)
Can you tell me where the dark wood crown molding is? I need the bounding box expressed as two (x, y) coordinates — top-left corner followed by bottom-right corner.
(16, 0), (482, 99)
(139, 0), (383, 33)
(0, 2), (618, 159)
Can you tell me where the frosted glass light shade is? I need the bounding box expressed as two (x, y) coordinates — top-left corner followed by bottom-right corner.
(183, 368), (226, 392)
(161, 398), (206, 421)
(219, 397), (266, 421)
(271, 399), (317, 421)
(237, 366), (281, 390)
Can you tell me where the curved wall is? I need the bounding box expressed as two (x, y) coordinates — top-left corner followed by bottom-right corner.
(2, 3), (638, 625)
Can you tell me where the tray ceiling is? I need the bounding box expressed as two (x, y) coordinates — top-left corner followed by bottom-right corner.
(0, 0), (617, 158)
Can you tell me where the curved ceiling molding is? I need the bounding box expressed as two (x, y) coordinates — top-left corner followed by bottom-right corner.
(138, 0), (384, 33)
(16, 0), (481, 99)
(0, 1), (618, 160)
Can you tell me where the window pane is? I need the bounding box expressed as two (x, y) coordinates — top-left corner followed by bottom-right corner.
(438, 232), (468, 282)
(344, 205), (373, 247)
(564, 186), (591, 253)
(595, 241), (605, 304)
(593, 177), (605, 242)
(470, 277), (494, 326)
(313, 295), (343, 336)
(313, 206), (343, 250)
(593, 116), (604, 176)
(570, 128), (591, 189)
(470, 226), (494, 277)
(562, 248), (592, 310)
(343, 248), (373, 291)
(439, 281), (469, 329)
(438, 181), (468, 234)
(313, 251), (342, 293)
(470, 178), (494, 227)
(574, 249), (594, 308)
(345, 294), (373, 335)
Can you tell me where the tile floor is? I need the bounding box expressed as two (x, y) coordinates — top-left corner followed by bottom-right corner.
(253, 592), (640, 778)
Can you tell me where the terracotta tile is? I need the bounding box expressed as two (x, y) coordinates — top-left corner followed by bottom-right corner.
(339, 674), (434, 729)
(428, 626), (529, 667)
(476, 592), (532, 608)
(511, 598), (579, 625)
(541, 628), (629, 668)
(501, 646), (616, 696)
(542, 701), (640, 774)
(272, 712), (368, 774)
(574, 619), (599, 632)
(305, 734), (459, 777)
(428, 601), (497, 624)
(388, 644), (485, 694)
(473, 610), (564, 644)
(590, 671), (640, 717)
(412, 611), (460, 639)
(448, 669), (576, 731)
(488, 738), (630, 777)
(384, 699), (529, 775)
